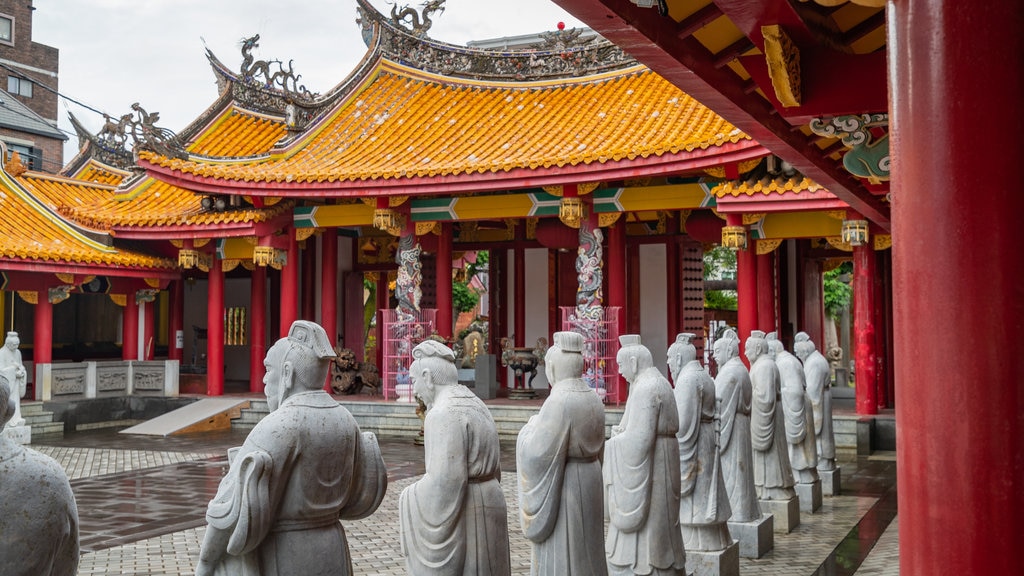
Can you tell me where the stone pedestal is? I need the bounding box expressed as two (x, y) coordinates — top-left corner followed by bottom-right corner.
(727, 514), (774, 559)
(508, 387), (537, 400)
(2, 424), (31, 445)
(795, 479), (823, 513)
(473, 355), (499, 400)
(685, 541), (740, 576)
(820, 466), (841, 496)
(760, 496), (800, 533)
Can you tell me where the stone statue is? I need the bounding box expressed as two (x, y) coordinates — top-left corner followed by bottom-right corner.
(767, 333), (818, 485)
(197, 321), (388, 576)
(516, 331), (607, 576)
(794, 332), (836, 471)
(0, 373), (80, 575)
(605, 334), (687, 576)
(667, 333), (732, 553)
(0, 331), (28, 428)
(400, 339), (511, 576)
(712, 329), (761, 522)
(745, 330), (795, 501)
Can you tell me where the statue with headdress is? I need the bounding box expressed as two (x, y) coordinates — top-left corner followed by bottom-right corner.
(767, 332), (818, 487)
(745, 330), (795, 502)
(794, 332), (836, 472)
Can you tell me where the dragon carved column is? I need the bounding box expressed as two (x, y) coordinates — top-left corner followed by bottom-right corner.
(394, 231), (423, 324)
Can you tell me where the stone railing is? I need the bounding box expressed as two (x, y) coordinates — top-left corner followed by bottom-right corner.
(35, 360), (179, 401)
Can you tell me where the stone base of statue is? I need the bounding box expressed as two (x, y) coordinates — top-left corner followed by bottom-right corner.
(795, 479), (822, 513)
(507, 387), (537, 400)
(820, 466), (841, 496)
(2, 423), (31, 445)
(685, 541), (740, 576)
(727, 514), (774, 559)
(760, 496), (800, 533)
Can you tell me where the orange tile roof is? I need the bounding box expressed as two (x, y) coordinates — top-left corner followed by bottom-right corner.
(64, 159), (130, 186)
(0, 171), (175, 269)
(712, 177), (828, 197)
(186, 107), (288, 157)
(142, 60), (751, 184)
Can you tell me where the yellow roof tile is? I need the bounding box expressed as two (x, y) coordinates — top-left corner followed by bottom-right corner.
(713, 177), (826, 197)
(143, 61), (751, 185)
(65, 159), (130, 186)
(187, 107), (288, 157)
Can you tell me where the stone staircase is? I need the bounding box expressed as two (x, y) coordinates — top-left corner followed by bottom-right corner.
(20, 402), (65, 440)
(233, 398), (625, 440)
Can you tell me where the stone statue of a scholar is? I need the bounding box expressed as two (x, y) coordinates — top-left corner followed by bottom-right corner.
(0, 372), (80, 576)
(793, 333), (836, 472)
(400, 339), (511, 576)
(605, 334), (687, 576)
(746, 330), (798, 532)
(516, 331), (607, 576)
(667, 333), (732, 550)
(196, 321), (388, 576)
(768, 333), (820, 513)
(0, 331), (28, 429)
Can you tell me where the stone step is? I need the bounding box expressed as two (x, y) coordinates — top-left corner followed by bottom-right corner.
(18, 401), (64, 440)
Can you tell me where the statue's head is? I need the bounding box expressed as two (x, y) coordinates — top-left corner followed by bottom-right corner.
(0, 373), (11, 430)
(745, 330), (767, 364)
(713, 329), (739, 364)
(765, 332), (784, 359)
(616, 334), (652, 384)
(4, 332), (18, 350)
(793, 332), (816, 361)
(263, 321), (336, 411)
(409, 339), (457, 411)
(667, 333), (697, 381)
(546, 331), (585, 384)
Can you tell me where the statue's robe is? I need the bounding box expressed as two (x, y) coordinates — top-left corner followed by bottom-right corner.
(604, 367), (687, 576)
(777, 350), (818, 477)
(803, 350), (836, 468)
(714, 357), (761, 522)
(675, 360), (732, 549)
(203, 391), (387, 576)
(749, 356), (795, 497)
(516, 377), (607, 576)
(400, 386), (511, 576)
(0, 437), (79, 576)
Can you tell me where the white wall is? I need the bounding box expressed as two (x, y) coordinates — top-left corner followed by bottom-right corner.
(504, 247), (551, 389)
(639, 243), (669, 377)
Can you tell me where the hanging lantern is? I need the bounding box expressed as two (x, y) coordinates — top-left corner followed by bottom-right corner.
(559, 197), (585, 229)
(841, 219), (870, 246)
(178, 248), (201, 269)
(373, 208), (404, 235)
(252, 246), (278, 267)
(721, 225), (748, 251)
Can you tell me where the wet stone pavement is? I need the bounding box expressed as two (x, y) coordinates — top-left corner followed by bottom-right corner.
(31, 427), (899, 575)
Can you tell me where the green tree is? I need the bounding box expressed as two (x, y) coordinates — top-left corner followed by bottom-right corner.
(452, 281), (480, 313)
(704, 245), (737, 310)
(823, 262), (853, 319)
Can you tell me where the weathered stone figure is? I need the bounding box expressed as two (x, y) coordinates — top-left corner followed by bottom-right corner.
(516, 331), (607, 576)
(712, 330), (760, 522)
(794, 332), (836, 471)
(0, 373), (79, 576)
(197, 321), (387, 576)
(767, 333), (818, 484)
(605, 334), (687, 576)
(400, 339), (511, 576)
(0, 331), (28, 427)
(667, 333), (732, 552)
(745, 330), (795, 501)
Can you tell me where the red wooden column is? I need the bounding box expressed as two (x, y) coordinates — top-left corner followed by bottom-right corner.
(891, 2), (1023, 574)
(280, 228), (299, 338)
(143, 297), (155, 360)
(207, 257), (225, 396)
(756, 251), (775, 334)
(250, 265), (267, 393)
(435, 223), (453, 339)
(852, 241), (877, 415)
(729, 215), (756, 355)
(665, 237), (680, 339)
(122, 293), (139, 361)
(301, 237), (317, 321)
(320, 229), (338, 392)
(33, 295), (52, 367)
(168, 280), (184, 362)
(607, 216), (626, 330)
(513, 245), (526, 350)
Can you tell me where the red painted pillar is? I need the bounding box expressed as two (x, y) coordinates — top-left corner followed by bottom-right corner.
(33, 296), (52, 365)
(250, 265), (267, 394)
(852, 241), (877, 415)
(280, 228), (299, 338)
(320, 229), (338, 392)
(168, 280), (184, 362)
(891, 2), (1023, 574)
(756, 251), (775, 334)
(436, 223), (453, 339)
(143, 298), (155, 360)
(122, 293), (139, 361)
(207, 257), (224, 396)
(873, 250), (888, 409)
(665, 237), (679, 339)
(514, 245), (525, 350)
(607, 218), (627, 401)
(729, 215), (756, 358)
(301, 237), (317, 322)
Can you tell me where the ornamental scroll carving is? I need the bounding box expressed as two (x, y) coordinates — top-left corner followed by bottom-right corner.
(810, 114), (890, 184)
(134, 368), (165, 393)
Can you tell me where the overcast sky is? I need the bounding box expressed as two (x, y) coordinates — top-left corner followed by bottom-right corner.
(32, 0), (585, 164)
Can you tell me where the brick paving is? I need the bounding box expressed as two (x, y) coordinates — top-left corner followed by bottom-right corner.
(30, 429), (899, 575)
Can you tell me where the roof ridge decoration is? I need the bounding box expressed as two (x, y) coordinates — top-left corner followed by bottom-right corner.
(356, 0), (637, 81)
(388, 0), (445, 37)
(66, 112), (136, 172)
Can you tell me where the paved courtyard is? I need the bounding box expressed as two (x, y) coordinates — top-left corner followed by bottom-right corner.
(31, 427), (898, 575)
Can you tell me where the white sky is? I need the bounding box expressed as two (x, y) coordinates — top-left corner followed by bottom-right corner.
(31, 0), (585, 164)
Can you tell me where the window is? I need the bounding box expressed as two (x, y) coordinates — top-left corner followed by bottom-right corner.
(0, 16), (11, 43)
(7, 76), (31, 98)
(6, 143), (40, 170)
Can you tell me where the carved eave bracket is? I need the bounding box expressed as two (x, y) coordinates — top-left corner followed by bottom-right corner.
(762, 25), (801, 108)
(810, 113), (890, 184)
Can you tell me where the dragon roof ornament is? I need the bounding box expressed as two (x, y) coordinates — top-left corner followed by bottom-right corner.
(66, 103), (186, 169)
(355, 0), (637, 81)
(67, 112), (136, 171)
